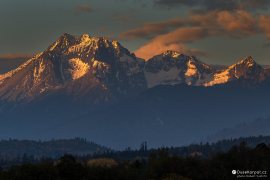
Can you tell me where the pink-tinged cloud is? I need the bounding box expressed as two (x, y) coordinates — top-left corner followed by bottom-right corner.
(134, 27), (208, 60)
(119, 18), (188, 40)
(153, 0), (270, 11)
(259, 15), (270, 38)
(122, 10), (259, 42)
(132, 10), (270, 60)
(0, 54), (32, 59)
(149, 27), (208, 44)
(130, 10), (270, 60)
(216, 10), (257, 35)
(190, 10), (257, 37)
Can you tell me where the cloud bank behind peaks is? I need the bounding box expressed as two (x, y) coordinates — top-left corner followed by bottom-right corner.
(135, 27), (209, 60)
(130, 10), (270, 59)
(119, 18), (188, 40)
(153, 0), (270, 11)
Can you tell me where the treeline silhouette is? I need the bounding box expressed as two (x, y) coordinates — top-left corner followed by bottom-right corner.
(0, 138), (108, 167)
(1, 136), (270, 168)
(86, 135), (270, 161)
(0, 142), (269, 180)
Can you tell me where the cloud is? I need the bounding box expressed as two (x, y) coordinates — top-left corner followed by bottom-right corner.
(121, 10), (258, 41)
(119, 18), (190, 40)
(149, 27), (209, 44)
(216, 11), (256, 33)
(153, 0), (270, 11)
(153, 0), (199, 9)
(118, 6), (270, 60)
(190, 10), (258, 37)
(259, 15), (270, 38)
(134, 27), (209, 59)
(0, 54), (32, 59)
(130, 10), (270, 59)
(75, 4), (93, 14)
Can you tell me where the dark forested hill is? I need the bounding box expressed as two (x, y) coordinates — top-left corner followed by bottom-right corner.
(1, 137), (270, 180)
(0, 138), (108, 162)
(86, 135), (270, 160)
(0, 135), (269, 168)
(207, 118), (270, 142)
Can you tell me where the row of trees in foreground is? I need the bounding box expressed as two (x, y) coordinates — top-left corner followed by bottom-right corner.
(0, 142), (269, 180)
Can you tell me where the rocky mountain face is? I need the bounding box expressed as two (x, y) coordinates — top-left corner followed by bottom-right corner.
(205, 56), (267, 86)
(0, 33), (270, 148)
(0, 33), (269, 103)
(144, 51), (214, 88)
(0, 33), (146, 103)
(144, 53), (268, 88)
(265, 66), (270, 77)
(0, 34), (269, 104)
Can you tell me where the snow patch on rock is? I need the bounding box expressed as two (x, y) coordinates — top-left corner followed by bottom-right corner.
(144, 67), (182, 88)
(67, 58), (90, 80)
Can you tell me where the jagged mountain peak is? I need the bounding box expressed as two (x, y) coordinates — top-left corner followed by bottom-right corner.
(80, 33), (91, 41)
(60, 32), (76, 40)
(152, 51), (210, 69)
(144, 51), (214, 88)
(205, 56), (266, 86)
(0, 32), (269, 103)
(45, 33), (127, 59)
(233, 56), (258, 68)
(152, 50), (191, 61)
(228, 56), (263, 73)
(0, 33), (147, 102)
(162, 50), (182, 58)
(48, 33), (77, 52)
(146, 50), (211, 69)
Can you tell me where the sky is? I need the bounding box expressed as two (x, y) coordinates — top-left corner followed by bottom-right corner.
(0, 0), (270, 66)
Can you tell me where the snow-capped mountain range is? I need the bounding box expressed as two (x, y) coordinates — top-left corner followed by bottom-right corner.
(1, 33), (270, 149)
(0, 33), (269, 103)
(0, 33), (146, 102)
(144, 51), (214, 88)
